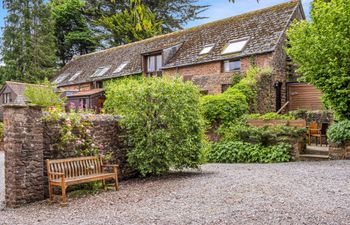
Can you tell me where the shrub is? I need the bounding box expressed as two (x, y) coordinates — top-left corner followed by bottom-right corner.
(25, 78), (64, 109)
(218, 123), (306, 146)
(327, 120), (350, 145)
(247, 113), (295, 120)
(104, 77), (204, 176)
(207, 141), (291, 163)
(201, 88), (248, 127)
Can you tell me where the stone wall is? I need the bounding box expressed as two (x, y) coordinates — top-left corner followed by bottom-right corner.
(329, 141), (350, 160)
(3, 105), (45, 208)
(3, 105), (135, 207)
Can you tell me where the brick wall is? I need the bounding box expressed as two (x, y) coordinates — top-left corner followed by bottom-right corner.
(3, 106), (135, 207)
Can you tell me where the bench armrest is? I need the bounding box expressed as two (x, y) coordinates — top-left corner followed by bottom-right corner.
(101, 164), (119, 173)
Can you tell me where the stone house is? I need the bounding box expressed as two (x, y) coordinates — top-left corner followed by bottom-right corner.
(0, 81), (44, 121)
(52, 1), (322, 113)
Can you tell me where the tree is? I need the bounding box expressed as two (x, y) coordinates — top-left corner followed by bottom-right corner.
(1, 0), (57, 83)
(97, 0), (162, 46)
(51, 0), (99, 66)
(287, 0), (350, 120)
(104, 77), (205, 176)
(84, 0), (208, 46)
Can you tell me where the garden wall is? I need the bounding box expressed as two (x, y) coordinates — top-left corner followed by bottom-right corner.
(3, 105), (135, 208)
(329, 141), (350, 160)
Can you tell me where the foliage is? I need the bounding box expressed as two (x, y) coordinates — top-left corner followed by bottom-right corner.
(218, 122), (306, 146)
(97, 0), (162, 46)
(327, 120), (350, 145)
(287, 0), (350, 120)
(288, 109), (308, 119)
(207, 141), (291, 163)
(45, 108), (106, 157)
(201, 88), (248, 127)
(247, 113), (295, 121)
(1, 0), (57, 84)
(24, 78), (65, 109)
(104, 77), (205, 176)
(51, 0), (99, 66)
(0, 123), (4, 142)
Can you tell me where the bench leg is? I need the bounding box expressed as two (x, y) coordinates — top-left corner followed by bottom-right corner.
(102, 179), (107, 190)
(114, 175), (119, 191)
(61, 185), (67, 203)
(48, 183), (54, 202)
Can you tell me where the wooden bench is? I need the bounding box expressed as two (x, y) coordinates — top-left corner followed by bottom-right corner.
(46, 156), (119, 203)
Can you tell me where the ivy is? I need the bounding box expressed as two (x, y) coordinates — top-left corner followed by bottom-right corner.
(327, 120), (350, 145)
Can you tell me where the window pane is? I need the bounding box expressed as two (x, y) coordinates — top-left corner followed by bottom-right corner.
(199, 44), (214, 55)
(224, 60), (240, 72)
(147, 56), (155, 72)
(156, 55), (162, 71)
(222, 39), (248, 55)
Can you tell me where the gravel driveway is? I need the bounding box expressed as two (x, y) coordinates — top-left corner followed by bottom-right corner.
(1, 161), (350, 225)
(0, 151), (4, 209)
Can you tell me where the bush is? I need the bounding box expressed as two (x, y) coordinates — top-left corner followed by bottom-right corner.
(104, 77), (204, 176)
(207, 141), (291, 163)
(25, 78), (64, 109)
(218, 122), (306, 146)
(201, 88), (248, 127)
(247, 113), (295, 120)
(327, 120), (350, 145)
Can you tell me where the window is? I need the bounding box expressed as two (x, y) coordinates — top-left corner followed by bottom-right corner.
(53, 73), (70, 84)
(200, 90), (209, 95)
(3, 93), (11, 103)
(147, 54), (162, 73)
(113, 62), (129, 74)
(199, 44), (215, 55)
(223, 60), (241, 72)
(222, 38), (249, 55)
(79, 98), (88, 109)
(69, 71), (82, 82)
(91, 66), (111, 78)
(95, 81), (103, 89)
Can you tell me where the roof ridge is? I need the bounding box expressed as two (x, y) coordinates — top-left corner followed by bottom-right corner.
(71, 1), (298, 61)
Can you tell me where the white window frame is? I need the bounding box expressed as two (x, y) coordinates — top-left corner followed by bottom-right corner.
(113, 62), (129, 74)
(53, 73), (70, 84)
(222, 38), (249, 55)
(91, 66), (111, 78)
(3, 93), (11, 104)
(147, 54), (162, 73)
(199, 44), (215, 55)
(69, 71), (82, 82)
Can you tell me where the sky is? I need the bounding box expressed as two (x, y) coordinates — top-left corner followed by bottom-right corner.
(0, 0), (312, 38)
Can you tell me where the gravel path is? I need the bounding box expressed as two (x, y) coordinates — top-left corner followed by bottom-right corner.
(1, 161), (350, 225)
(0, 151), (4, 209)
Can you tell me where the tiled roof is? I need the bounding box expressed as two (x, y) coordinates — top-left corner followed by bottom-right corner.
(54, 1), (301, 87)
(70, 88), (104, 97)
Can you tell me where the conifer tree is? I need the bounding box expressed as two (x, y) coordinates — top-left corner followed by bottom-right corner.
(1, 0), (57, 83)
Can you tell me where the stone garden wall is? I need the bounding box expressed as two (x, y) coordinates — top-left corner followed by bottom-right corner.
(3, 105), (135, 207)
(329, 141), (350, 160)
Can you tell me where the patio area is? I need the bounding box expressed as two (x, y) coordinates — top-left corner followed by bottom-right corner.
(0, 160), (349, 225)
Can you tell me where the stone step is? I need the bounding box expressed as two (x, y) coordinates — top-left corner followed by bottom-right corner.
(299, 154), (330, 161)
(304, 148), (329, 156)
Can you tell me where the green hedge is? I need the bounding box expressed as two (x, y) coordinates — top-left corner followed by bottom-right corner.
(247, 113), (295, 120)
(104, 77), (205, 176)
(201, 88), (248, 127)
(208, 141), (291, 163)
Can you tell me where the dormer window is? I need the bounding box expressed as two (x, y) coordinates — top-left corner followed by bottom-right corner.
(222, 38), (249, 55)
(146, 53), (162, 76)
(3, 93), (11, 104)
(199, 44), (215, 55)
(91, 66), (111, 78)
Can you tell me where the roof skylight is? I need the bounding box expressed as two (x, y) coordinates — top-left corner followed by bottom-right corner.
(222, 38), (249, 55)
(91, 66), (111, 78)
(69, 71), (82, 82)
(53, 73), (70, 84)
(199, 44), (215, 55)
(113, 62), (128, 74)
